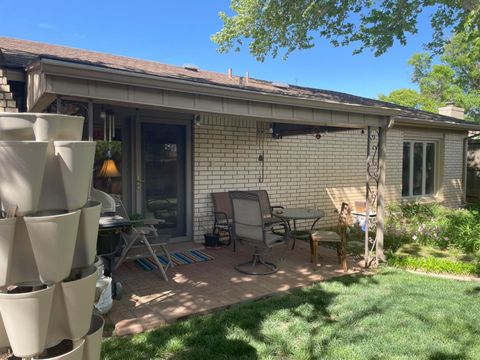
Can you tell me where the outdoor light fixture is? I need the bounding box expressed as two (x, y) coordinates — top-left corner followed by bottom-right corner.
(194, 114), (201, 126)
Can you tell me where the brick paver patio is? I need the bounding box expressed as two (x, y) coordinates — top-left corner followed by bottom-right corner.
(108, 240), (359, 336)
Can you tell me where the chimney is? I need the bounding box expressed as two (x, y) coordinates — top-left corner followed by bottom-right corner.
(439, 102), (464, 120)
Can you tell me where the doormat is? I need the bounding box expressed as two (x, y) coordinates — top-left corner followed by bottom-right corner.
(135, 249), (214, 270)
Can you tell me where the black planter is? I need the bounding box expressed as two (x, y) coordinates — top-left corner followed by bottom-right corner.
(204, 233), (220, 247)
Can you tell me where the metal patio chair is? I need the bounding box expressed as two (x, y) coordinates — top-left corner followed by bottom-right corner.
(211, 192), (234, 248)
(111, 196), (173, 282)
(229, 191), (289, 275)
(309, 202), (352, 272)
(250, 190), (285, 227)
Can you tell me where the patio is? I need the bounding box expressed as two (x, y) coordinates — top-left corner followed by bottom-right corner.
(107, 240), (360, 336)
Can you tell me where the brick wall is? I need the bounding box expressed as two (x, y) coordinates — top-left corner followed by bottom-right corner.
(0, 69), (17, 112)
(192, 115), (467, 242)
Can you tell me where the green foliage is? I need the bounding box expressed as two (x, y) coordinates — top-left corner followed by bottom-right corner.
(381, 31), (480, 121)
(385, 202), (480, 254)
(213, 0), (479, 60)
(387, 254), (480, 276)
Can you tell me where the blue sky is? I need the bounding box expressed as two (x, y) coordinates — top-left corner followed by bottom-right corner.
(0, 0), (436, 99)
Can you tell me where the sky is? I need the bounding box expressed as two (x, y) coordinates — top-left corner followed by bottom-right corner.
(0, 0), (437, 99)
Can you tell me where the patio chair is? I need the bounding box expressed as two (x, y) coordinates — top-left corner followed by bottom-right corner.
(309, 202), (352, 272)
(250, 190), (285, 227)
(110, 195), (173, 282)
(211, 192), (234, 248)
(229, 191), (289, 275)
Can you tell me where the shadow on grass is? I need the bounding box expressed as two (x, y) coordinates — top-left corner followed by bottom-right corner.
(102, 273), (379, 360)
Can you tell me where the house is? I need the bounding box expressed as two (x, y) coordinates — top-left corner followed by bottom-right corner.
(1, 37), (479, 256)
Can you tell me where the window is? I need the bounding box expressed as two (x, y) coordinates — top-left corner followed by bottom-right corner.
(402, 141), (436, 197)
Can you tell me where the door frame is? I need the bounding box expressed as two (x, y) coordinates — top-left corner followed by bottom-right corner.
(132, 115), (193, 243)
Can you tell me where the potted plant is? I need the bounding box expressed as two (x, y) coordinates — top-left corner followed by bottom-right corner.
(53, 141), (96, 211)
(0, 285), (55, 358)
(34, 114), (84, 141)
(0, 112), (36, 140)
(82, 315), (104, 360)
(202, 225), (220, 248)
(24, 210), (81, 284)
(0, 141), (49, 215)
(72, 201), (102, 269)
(0, 217), (16, 287)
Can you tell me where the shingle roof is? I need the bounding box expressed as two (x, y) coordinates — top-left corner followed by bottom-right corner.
(0, 36), (475, 127)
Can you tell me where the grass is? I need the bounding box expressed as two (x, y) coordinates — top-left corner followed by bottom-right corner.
(102, 269), (480, 360)
(386, 243), (480, 276)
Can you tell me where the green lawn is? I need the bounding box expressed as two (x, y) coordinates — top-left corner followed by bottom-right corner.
(102, 269), (480, 360)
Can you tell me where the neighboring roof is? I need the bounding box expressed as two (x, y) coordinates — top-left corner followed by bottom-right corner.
(0, 36), (478, 130)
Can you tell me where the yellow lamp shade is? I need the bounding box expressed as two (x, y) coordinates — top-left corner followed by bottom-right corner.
(97, 159), (121, 178)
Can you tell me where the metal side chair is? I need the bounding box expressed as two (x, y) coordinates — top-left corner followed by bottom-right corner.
(211, 192), (234, 249)
(112, 197), (173, 282)
(309, 202), (352, 272)
(251, 189), (285, 227)
(229, 191), (289, 275)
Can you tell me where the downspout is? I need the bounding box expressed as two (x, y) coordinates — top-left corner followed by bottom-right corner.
(463, 132), (480, 204)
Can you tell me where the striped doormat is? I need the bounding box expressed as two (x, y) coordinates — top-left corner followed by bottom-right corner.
(135, 249), (214, 271)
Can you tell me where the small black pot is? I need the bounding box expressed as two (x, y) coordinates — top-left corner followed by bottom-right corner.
(204, 233), (220, 247)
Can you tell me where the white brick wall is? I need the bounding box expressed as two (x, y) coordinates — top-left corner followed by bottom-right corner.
(192, 115), (467, 242)
(0, 69), (17, 112)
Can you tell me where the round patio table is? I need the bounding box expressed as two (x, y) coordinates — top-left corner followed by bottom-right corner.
(273, 208), (326, 249)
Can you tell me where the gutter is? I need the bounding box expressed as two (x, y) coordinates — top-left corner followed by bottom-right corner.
(27, 58), (402, 118)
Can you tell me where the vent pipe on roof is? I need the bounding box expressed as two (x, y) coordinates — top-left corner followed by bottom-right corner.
(245, 71), (249, 84)
(228, 68), (232, 79)
(439, 102), (464, 120)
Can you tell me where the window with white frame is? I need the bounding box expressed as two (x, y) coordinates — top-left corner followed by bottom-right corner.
(402, 141), (436, 197)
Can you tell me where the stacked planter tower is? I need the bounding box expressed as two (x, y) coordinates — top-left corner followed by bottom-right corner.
(0, 113), (103, 359)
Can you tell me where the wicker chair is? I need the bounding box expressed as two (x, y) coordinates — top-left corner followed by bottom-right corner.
(229, 191), (289, 275)
(309, 202), (352, 272)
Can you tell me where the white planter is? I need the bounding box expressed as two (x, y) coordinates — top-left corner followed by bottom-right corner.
(54, 141), (96, 211)
(35, 339), (85, 360)
(72, 201), (101, 269)
(0, 141), (49, 215)
(0, 112), (36, 140)
(25, 210), (81, 284)
(82, 315), (104, 360)
(0, 314), (9, 349)
(47, 266), (97, 345)
(0, 217), (16, 287)
(38, 142), (67, 212)
(0, 285), (55, 358)
(34, 114), (84, 141)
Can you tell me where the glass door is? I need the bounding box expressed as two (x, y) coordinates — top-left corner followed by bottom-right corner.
(135, 120), (190, 241)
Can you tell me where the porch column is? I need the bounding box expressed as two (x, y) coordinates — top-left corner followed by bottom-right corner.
(375, 125), (387, 262)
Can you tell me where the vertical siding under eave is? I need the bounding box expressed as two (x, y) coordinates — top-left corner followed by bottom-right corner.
(193, 115), (405, 243)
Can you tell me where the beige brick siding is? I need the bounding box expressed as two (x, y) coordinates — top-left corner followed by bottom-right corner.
(0, 69), (18, 112)
(192, 115), (467, 242)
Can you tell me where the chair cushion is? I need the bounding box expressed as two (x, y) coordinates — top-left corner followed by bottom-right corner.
(310, 230), (341, 242)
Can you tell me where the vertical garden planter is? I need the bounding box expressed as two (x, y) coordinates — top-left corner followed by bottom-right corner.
(34, 114), (84, 141)
(72, 201), (102, 269)
(54, 141), (96, 211)
(0, 217), (16, 287)
(35, 339), (85, 360)
(0, 315), (9, 349)
(0, 112), (36, 140)
(0, 285), (55, 358)
(0, 141), (48, 215)
(25, 210), (81, 284)
(82, 315), (104, 360)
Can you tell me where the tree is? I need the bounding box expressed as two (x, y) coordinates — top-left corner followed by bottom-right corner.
(212, 0), (479, 60)
(379, 32), (480, 121)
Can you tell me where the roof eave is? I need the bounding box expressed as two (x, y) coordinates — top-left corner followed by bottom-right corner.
(28, 58), (401, 118)
(393, 116), (480, 131)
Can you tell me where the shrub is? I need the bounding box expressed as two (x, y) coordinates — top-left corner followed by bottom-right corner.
(385, 202), (480, 255)
(387, 254), (480, 276)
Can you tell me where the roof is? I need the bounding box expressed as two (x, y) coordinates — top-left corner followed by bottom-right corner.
(0, 36), (477, 129)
